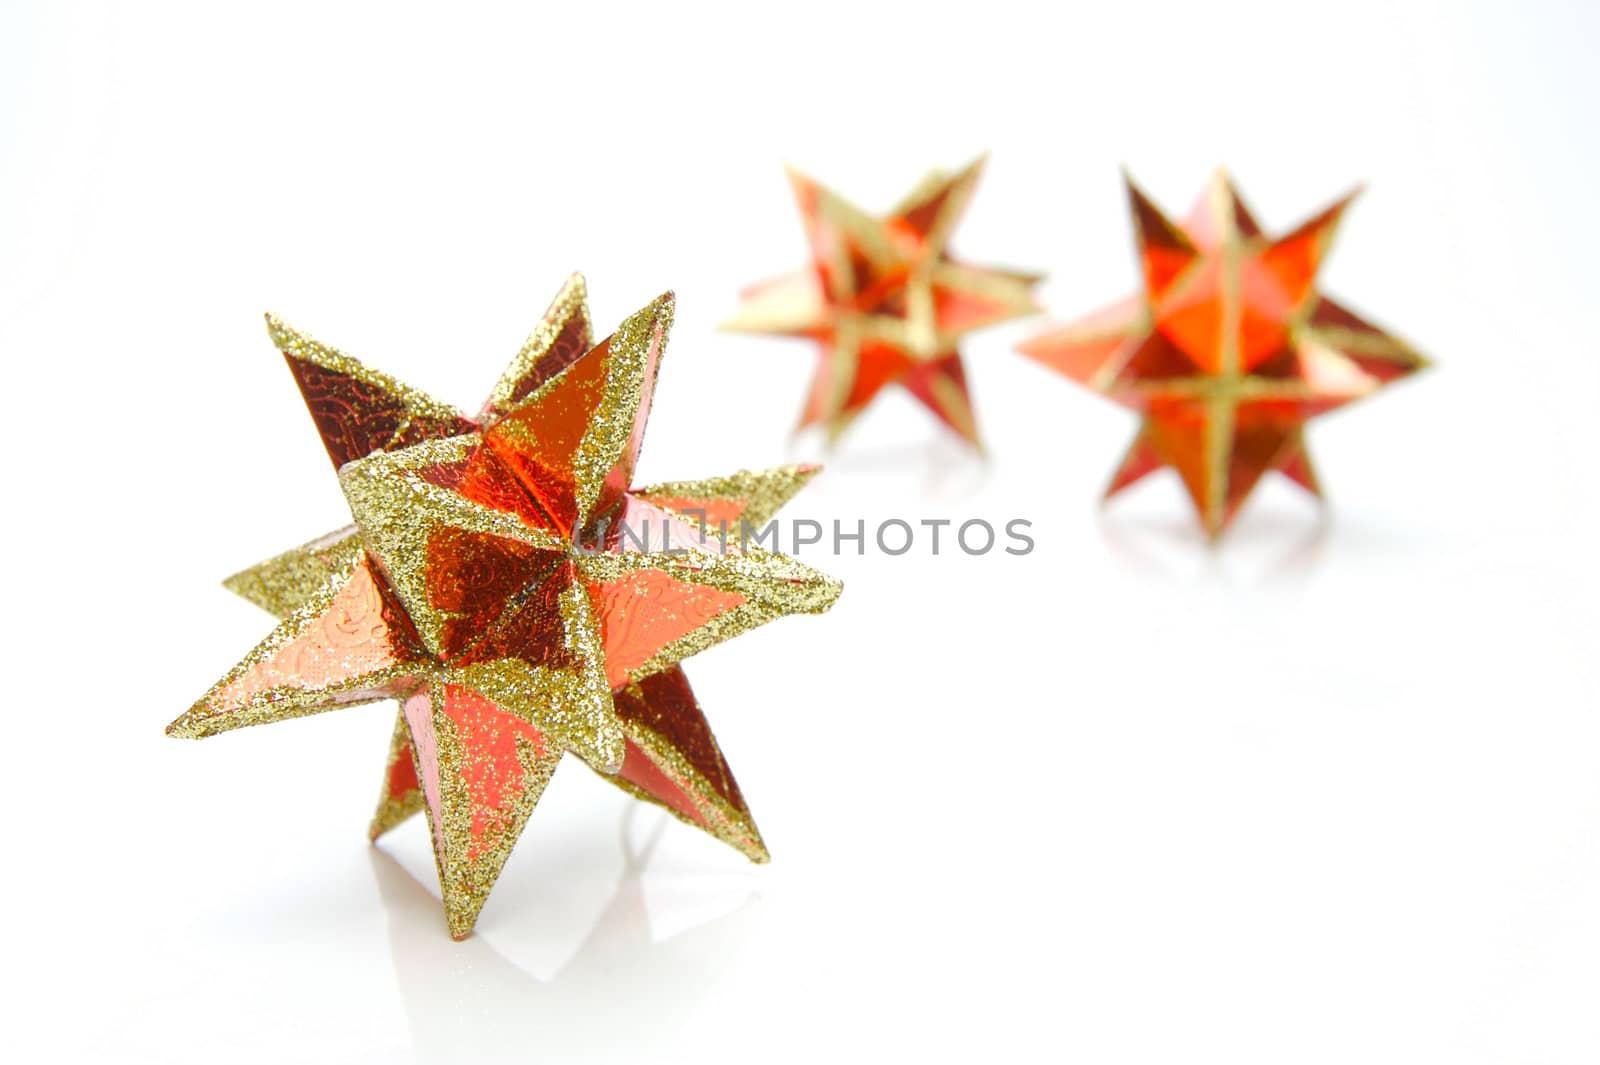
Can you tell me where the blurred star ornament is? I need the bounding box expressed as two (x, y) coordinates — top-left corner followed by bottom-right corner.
(1017, 172), (1429, 538)
(169, 275), (841, 939)
(726, 156), (1040, 448)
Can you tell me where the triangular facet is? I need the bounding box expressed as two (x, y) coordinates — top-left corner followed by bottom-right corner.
(169, 553), (425, 738)
(1258, 189), (1359, 310)
(606, 667), (766, 862)
(266, 314), (476, 469)
(401, 682), (564, 939)
(901, 352), (982, 447)
(480, 274), (595, 423)
(369, 707), (425, 840)
(1125, 175), (1198, 299)
(484, 294), (674, 537)
(1105, 429), (1166, 498)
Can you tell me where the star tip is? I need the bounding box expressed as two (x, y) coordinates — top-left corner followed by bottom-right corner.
(262, 312), (296, 348)
(1121, 168), (1154, 206)
(164, 715), (197, 739)
(590, 738), (627, 778)
(781, 163), (813, 191)
(367, 815), (397, 843)
(814, 576), (845, 612)
(1313, 185), (1363, 227)
(647, 289), (676, 318)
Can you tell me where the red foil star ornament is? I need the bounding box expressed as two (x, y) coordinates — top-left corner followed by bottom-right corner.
(1017, 172), (1430, 538)
(169, 275), (841, 939)
(726, 156), (1040, 448)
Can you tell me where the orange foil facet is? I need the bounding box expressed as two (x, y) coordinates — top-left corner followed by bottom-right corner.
(1017, 172), (1430, 537)
(170, 274), (841, 939)
(726, 157), (1040, 449)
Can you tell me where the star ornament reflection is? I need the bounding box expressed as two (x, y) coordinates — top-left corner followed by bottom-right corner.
(725, 156), (1041, 449)
(1018, 171), (1430, 538)
(168, 275), (842, 939)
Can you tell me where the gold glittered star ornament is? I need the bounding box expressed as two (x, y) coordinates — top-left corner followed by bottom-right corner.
(169, 274), (842, 939)
(725, 156), (1042, 449)
(1017, 171), (1430, 538)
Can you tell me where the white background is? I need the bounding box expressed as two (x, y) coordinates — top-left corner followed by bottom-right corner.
(3, 1), (1597, 1061)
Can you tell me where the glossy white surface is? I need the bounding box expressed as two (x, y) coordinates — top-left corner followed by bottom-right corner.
(4, 1), (1597, 1061)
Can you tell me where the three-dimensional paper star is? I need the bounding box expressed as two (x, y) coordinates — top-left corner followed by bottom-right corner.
(169, 275), (841, 938)
(1017, 171), (1429, 537)
(725, 156), (1040, 448)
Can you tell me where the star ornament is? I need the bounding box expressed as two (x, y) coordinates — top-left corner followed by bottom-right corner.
(725, 156), (1041, 448)
(1017, 171), (1430, 538)
(169, 275), (842, 939)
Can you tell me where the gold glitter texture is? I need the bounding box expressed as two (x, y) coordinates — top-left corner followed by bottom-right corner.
(172, 276), (841, 938)
(633, 463), (821, 529)
(223, 527), (362, 618)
